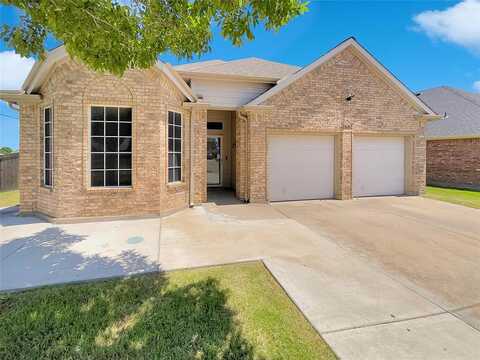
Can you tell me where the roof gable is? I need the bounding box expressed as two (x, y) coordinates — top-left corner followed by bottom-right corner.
(247, 37), (436, 115)
(20, 46), (195, 102)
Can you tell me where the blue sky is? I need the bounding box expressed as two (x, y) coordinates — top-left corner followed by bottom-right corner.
(2, 1), (480, 150)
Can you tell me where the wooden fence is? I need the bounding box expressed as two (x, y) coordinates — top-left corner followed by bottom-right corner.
(0, 152), (19, 190)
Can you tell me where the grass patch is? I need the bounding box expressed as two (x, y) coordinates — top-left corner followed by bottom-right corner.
(0, 262), (336, 359)
(0, 189), (19, 208)
(425, 186), (480, 209)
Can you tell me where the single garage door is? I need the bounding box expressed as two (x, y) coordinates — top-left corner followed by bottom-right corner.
(267, 135), (334, 201)
(353, 136), (405, 197)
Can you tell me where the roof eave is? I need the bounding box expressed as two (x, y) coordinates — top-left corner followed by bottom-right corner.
(0, 90), (42, 105)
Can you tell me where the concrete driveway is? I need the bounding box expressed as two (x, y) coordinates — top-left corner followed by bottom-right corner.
(1, 197), (480, 359)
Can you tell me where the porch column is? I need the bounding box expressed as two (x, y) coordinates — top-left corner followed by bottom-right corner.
(190, 104), (208, 204)
(336, 130), (353, 200)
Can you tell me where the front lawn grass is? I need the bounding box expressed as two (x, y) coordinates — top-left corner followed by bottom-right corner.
(0, 261), (336, 360)
(425, 186), (480, 209)
(0, 189), (19, 208)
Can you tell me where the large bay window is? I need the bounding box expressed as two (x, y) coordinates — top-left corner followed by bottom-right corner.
(43, 107), (53, 187)
(167, 111), (182, 183)
(90, 106), (132, 187)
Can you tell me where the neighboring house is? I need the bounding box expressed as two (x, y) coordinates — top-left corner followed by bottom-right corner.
(418, 86), (480, 190)
(0, 37), (438, 221)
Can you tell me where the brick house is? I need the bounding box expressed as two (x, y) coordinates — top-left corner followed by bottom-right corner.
(418, 86), (480, 190)
(0, 38), (439, 221)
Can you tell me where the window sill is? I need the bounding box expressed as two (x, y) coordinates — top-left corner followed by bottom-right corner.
(167, 181), (186, 188)
(86, 187), (134, 193)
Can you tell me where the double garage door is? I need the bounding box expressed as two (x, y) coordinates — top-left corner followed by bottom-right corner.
(267, 135), (405, 201)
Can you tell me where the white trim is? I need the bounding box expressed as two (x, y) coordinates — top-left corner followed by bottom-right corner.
(247, 37), (436, 115)
(156, 62), (196, 102)
(0, 90), (42, 104)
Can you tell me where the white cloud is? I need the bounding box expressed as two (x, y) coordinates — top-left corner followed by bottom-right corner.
(474, 80), (480, 92)
(0, 51), (35, 90)
(413, 0), (480, 53)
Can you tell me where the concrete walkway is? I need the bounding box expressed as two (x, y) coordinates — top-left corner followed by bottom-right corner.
(1, 197), (480, 359)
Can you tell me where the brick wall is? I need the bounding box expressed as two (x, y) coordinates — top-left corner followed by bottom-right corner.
(19, 58), (192, 219)
(427, 138), (480, 190)
(240, 46), (426, 202)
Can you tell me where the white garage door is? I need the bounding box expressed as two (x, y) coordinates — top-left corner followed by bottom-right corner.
(353, 136), (405, 197)
(267, 135), (334, 201)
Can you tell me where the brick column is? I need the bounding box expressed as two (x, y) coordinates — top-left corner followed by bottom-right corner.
(19, 104), (40, 213)
(336, 130), (353, 199)
(235, 111), (248, 201)
(190, 105), (208, 204)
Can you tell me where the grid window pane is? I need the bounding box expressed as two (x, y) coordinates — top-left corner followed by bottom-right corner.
(119, 122), (131, 136)
(105, 170), (119, 186)
(91, 154), (104, 169)
(91, 107), (104, 121)
(45, 122), (51, 137)
(106, 122), (118, 136)
(105, 153), (118, 169)
(45, 153), (52, 169)
(106, 107), (118, 122)
(174, 125), (181, 139)
(119, 154), (131, 169)
(119, 170), (132, 186)
(174, 112), (181, 126)
(91, 122), (104, 136)
(105, 137), (118, 152)
(44, 170), (52, 186)
(91, 171), (105, 186)
(174, 139), (181, 152)
(45, 137), (51, 152)
(119, 138), (131, 152)
(91, 137), (104, 152)
(90, 106), (132, 187)
(168, 111), (174, 125)
(119, 107), (132, 122)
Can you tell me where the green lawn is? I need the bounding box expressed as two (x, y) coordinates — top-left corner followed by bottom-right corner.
(0, 189), (19, 208)
(425, 186), (480, 209)
(0, 262), (336, 360)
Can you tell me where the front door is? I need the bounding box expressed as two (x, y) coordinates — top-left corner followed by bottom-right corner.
(207, 136), (222, 186)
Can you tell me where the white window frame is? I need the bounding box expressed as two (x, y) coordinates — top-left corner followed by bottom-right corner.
(167, 110), (183, 183)
(43, 106), (53, 187)
(89, 105), (133, 188)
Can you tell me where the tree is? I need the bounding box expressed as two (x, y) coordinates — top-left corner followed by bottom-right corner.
(1, 0), (308, 75)
(0, 146), (15, 154)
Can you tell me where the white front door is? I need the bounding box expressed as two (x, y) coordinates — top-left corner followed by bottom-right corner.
(353, 136), (405, 197)
(267, 135), (335, 201)
(207, 136), (222, 186)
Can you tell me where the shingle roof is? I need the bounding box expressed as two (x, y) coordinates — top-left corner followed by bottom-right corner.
(174, 57), (301, 80)
(418, 86), (480, 139)
(173, 60), (226, 71)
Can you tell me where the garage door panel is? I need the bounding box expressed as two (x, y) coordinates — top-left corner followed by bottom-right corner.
(353, 136), (405, 197)
(268, 135), (334, 201)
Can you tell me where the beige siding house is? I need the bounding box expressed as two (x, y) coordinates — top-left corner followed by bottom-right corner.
(1, 38), (439, 221)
